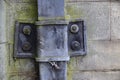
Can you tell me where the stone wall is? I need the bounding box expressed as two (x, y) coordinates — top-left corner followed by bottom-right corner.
(0, 0), (7, 80)
(0, 0), (38, 80)
(0, 0), (120, 80)
(66, 0), (120, 80)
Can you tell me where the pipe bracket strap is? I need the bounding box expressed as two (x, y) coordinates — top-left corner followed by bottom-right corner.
(36, 20), (68, 26)
(36, 56), (70, 62)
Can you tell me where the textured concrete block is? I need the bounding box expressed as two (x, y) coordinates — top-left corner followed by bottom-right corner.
(0, 1), (7, 43)
(68, 57), (77, 71)
(66, 2), (110, 40)
(72, 71), (120, 80)
(8, 44), (37, 80)
(5, 2), (37, 80)
(66, 0), (110, 2)
(9, 75), (36, 80)
(7, 0), (36, 3)
(6, 2), (37, 44)
(18, 59), (36, 72)
(111, 3), (120, 40)
(75, 40), (120, 70)
(14, 3), (37, 20)
(0, 44), (8, 80)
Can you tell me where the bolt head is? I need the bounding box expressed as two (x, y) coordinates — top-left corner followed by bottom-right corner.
(23, 25), (31, 35)
(71, 41), (80, 51)
(70, 24), (79, 33)
(22, 42), (32, 51)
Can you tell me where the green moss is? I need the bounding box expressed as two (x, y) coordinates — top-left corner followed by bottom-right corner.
(15, 3), (37, 21)
(66, 4), (83, 79)
(67, 58), (76, 80)
(6, 2), (37, 44)
(7, 0), (37, 3)
(67, 70), (73, 80)
(66, 4), (83, 19)
(6, 2), (38, 80)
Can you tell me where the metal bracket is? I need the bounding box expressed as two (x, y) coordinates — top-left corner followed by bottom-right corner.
(14, 20), (86, 58)
(68, 20), (87, 57)
(14, 22), (36, 58)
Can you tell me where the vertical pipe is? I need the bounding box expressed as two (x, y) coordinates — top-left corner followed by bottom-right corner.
(36, 0), (69, 80)
(39, 62), (67, 80)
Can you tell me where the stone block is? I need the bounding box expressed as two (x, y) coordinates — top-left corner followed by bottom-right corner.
(9, 74), (36, 80)
(5, 2), (37, 80)
(0, 44), (8, 80)
(0, 1), (7, 43)
(7, 44), (36, 80)
(66, 2), (110, 40)
(14, 3), (37, 20)
(75, 40), (120, 70)
(7, 0), (36, 3)
(111, 3), (120, 40)
(71, 71), (120, 80)
(66, 0), (110, 2)
(6, 2), (37, 44)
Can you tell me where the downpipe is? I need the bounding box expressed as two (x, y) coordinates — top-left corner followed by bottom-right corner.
(36, 0), (69, 80)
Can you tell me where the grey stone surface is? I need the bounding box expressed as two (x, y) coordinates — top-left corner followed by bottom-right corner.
(6, 2), (37, 44)
(72, 71), (120, 80)
(5, 1), (38, 80)
(9, 75), (36, 80)
(66, 0), (110, 2)
(66, 2), (111, 40)
(68, 1), (120, 80)
(75, 40), (120, 70)
(6, 0), (36, 3)
(14, 3), (37, 20)
(0, 44), (8, 80)
(0, 1), (7, 43)
(111, 3), (120, 40)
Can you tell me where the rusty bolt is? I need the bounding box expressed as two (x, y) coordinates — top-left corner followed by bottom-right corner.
(22, 42), (32, 51)
(71, 41), (80, 50)
(23, 25), (31, 35)
(70, 24), (79, 33)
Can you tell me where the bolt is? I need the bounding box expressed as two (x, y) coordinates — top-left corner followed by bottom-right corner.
(22, 42), (32, 51)
(70, 24), (79, 33)
(71, 41), (80, 50)
(23, 25), (31, 35)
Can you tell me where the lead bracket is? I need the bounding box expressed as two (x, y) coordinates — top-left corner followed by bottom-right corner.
(14, 22), (36, 58)
(68, 19), (87, 57)
(14, 20), (87, 58)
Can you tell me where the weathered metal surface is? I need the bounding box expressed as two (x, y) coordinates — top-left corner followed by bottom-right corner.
(14, 22), (36, 58)
(39, 62), (67, 80)
(37, 0), (68, 80)
(36, 20), (68, 26)
(36, 25), (69, 62)
(68, 20), (87, 56)
(38, 0), (64, 18)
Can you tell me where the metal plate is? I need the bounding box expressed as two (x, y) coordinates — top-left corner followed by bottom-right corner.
(38, 0), (64, 18)
(36, 25), (69, 62)
(68, 20), (87, 57)
(14, 22), (36, 58)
